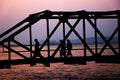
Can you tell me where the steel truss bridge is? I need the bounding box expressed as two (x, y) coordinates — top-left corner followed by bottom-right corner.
(0, 10), (120, 68)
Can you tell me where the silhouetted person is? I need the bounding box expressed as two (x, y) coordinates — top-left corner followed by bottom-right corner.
(66, 39), (73, 57)
(31, 39), (41, 66)
(59, 40), (66, 58)
(34, 39), (41, 58)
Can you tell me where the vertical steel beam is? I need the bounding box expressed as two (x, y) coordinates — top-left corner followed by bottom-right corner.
(87, 18), (118, 55)
(47, 19), (50, 58)
(66, 21), (95, 56)
(2, 45), (4, 52)
(83, 18), (86, 57)
(94, 18), (98, 55)
(63, 22), (66, 57)
(51, 18), (81, 57)
(39, 21), (61, 50)
(29, 25), (33, 66)
(2, 44), (28, 59)
(118, 12), (120, 55)
(63, 22), (66, 40)
(8, 40), (11, 68)
(29, 25), (32, 58)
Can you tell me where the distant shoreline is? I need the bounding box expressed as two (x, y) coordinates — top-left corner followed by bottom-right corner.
(0, 42), (118, 47)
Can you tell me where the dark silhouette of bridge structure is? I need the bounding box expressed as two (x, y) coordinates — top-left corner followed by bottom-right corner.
(0, 10), (120, 68)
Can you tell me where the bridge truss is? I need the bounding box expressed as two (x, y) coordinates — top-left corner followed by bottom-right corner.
(0, 10), (120, 68)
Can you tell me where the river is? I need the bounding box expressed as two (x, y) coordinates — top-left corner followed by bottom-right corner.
(0, 44), (120, 80)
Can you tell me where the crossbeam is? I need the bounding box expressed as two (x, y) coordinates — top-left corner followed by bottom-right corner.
(0, 10), (120, 68)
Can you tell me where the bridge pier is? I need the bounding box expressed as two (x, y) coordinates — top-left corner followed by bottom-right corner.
(7, 40), (11, 68)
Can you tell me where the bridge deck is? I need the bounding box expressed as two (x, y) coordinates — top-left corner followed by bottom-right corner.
(0, 55), (120, 68)
(0, 10), (120, 69)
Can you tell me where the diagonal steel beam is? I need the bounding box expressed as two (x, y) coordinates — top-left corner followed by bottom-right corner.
(51, 18), (81, 57)
(39, 21), (61, 51)
(86, 17), (118, 55)
(1, 44), (28, 59)
(0, 17), (29, 39)
(99, 26), (119, 55)
(66, 21), (95, 56)
(0, 18), (41, 44)
(12, 40), (34, 53)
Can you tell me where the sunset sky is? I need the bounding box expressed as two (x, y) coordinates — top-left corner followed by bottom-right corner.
(0, 0), (120, 44)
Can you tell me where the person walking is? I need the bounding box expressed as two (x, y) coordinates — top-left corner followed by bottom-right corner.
(59, 40), (66, 58)
(31, 39), (41, 65)
(66, 39), (73, 57)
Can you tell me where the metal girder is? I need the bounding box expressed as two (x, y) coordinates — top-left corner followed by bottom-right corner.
(39, 21), (61, 51)
(12, 40), (34, 53)
(98, 27), (119, 55)
(2, 43), (28, 59)
(31, 10), (120, 19)
(51, 18), (81, 57)
(0, 10), (120, 67)
(117, 12), (120, 54)
(0, 17), (29, 39)
(86, 16), (118, 55)
(66, 21), (95, 56)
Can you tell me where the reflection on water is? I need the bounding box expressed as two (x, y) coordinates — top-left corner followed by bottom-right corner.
(0, 62), (120, 80)
(0, 44), (119, 60)
(0, 44), (120, 80)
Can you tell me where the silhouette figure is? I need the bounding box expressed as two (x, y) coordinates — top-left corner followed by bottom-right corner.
(59, 40), (66, 58)
(34, 39), (41, 58)
(31, 39), (41, 66)
(66, 39), (73, 57)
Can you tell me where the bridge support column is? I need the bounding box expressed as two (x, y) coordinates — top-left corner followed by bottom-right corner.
(7, 40), (11, 68)
(63, 22), (66, 40)
(93, 18), (101, 60)
(83, 18), (86, 57)
(46, 19), (50, 67)
(47, 19), (50, 58)
(63, 22), (66, 58)
(29, 25), (33, 66)
(118, 12), (120, 55)
(94, 18), (98, 55)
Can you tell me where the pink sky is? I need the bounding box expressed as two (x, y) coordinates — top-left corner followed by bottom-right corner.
(0, 0), (120, 40)
(0, 0), (120, 27)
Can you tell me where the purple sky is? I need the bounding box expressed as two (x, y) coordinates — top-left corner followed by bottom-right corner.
(0, 0), (120, 43)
